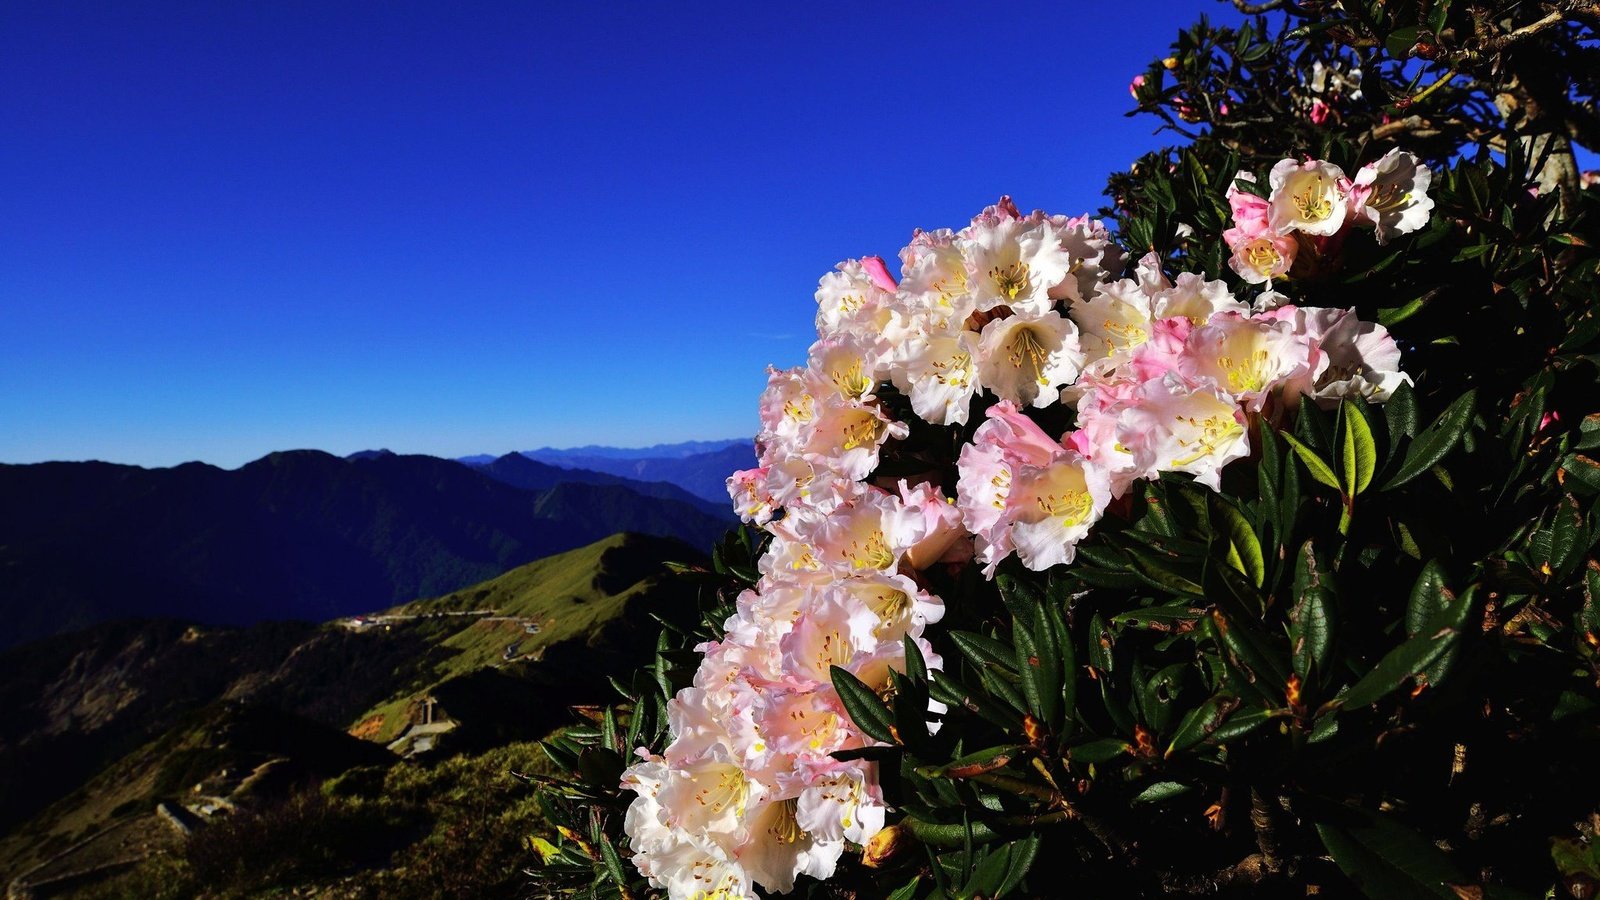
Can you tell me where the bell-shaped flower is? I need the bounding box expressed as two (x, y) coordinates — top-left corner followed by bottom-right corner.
(1118, 374), (1252, 490)
(621, 755), (676, 875)
(1070, 276), (1155, 368)
(650, 833), (756, 900)
(657, 743), (763, 838)
(1228, 233), (1297, 284)
(897, 479), (969, 570)
(815, 258), (898, 340)
(1007, 451), (1114, 571)
(736, 797), (844, 894)
(797, 487), (926, 575)
(1269, 158), (1351, 236)
(829, 571), (943, 643)
(727, 467), (777, 525)
(962, 203), (1074, 316)
(778, 590), (882, 686)
(897, 227), (976, 329)
(806, 333), (884, 402)
(1350, 149), (1434, 244)
(1151, 272), (1247, 325)
(977, 310), (1085, 409)
(794, 760), (887, 846)
(1046, 212), (1126, 302)
(800, 394), (909, 482)
(1181, 312), (1324, 411)
(893, 326), (982, 426)
(1291, 306), (1412, 404)
(757, 366), (818, 452)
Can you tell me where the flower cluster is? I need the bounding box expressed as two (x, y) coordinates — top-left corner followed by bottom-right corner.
(1225, 150), (1435, 284)
(623, 166), (1423, 897)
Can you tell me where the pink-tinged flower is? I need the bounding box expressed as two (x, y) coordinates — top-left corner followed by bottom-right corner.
(752, 686), (859, 760)
(1070, 277), (1154, 369)
(620, 755), (675, 876)
(1228, 233), (1297, 284)
(800, 394), (909, 482)
(648, 832), (755, 900)
(778, 590), (881, 686)
(657, 744), (762, 837)
(955, 403), (1065, 564)
(1288, 307), (1412, 404)
(728, 467), (777, 525)
(795, 760), (887, 845)
(1269, 158), (1351, 236)
(800, 486), (927, 575)
(1041, 212), (1125, 302)
(1350, 149), (1434, 245)
(831, 570), (945, 642)
(1152, 272), (1247, 325)
(896, 227), (975, 328)
(977, 310), (1086, 409)
(815, 258), (897, 339)
(1124, 315), (1194, 383)
(1130, 74), (1146, 98)
(806, 333), (883, 402)
(1308, 99), (1331, 125)
(762, 456), (853, 515)
(1224, 171), (1272, 239)
(757, 366), (817, 452)
(1181, 312), (1323, 411)
(897, 480), (969, 570)
(736, 797), (843, 894)
(1118, 374), (1252, 491)
(1006, 451), (1113, 571)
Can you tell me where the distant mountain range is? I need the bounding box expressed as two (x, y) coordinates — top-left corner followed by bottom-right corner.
(0, 450), (732, 650)
(458, 438), (755, 503)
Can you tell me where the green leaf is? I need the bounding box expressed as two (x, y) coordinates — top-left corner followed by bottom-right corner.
(1405, 561), (1452, 637)
(831, 666), (898, 744)
(1012, 613), (1058, 730)
(1290, 541), (1336, 682)
(995, 833), (1040, 898)
(1209, 705), (1279, 743)
(1210, 607), (1290, 696)
(1068, 738), (1130, 764)
(1340, 399), (1378, 496)
(1338, 586), (1478, 709)
(1111, 602), (1204, 631)
(885, 877), (922, 900)
(1384, 25), (1420, 59)
(1212, 495), (1265, 587)
(1282, 431), (1341, 491)
(1131, 781), (1193, 804)
(1385, 381), (1419, 451)
(950, 630), (1017, 673)
(1315, 805), (1467, 898)
(1383, 390), (1478, 490)
(1164, 694), (1239, 756)
(926, 744), (1026, 779)
(597, 832), (631, 888)
(1547, 493), (1585, 578)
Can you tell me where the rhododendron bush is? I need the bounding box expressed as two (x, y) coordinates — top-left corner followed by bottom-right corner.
(529, 2), (1600, 897)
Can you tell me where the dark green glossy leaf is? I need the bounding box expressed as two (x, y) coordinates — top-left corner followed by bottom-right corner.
(1338, 586), (1478, 709)
(1290, 541), (1336, 682)
(1383, 390), (1478, 490)
(832, 665), (898, 744)
(1315, 805), (1467, 898)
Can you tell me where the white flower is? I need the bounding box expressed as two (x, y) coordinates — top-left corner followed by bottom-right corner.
(962, 209), (1074, 316)
(650, 834), (756, 900)
(737, 797), (844, 893)
(657, 745), (762, 837)
(896, 228), (976, 329)
(1292, 306), (1413, 404)
(795, 761), (886, 845)
(893, 327), (982, 425)
(1351, 149), (1434, 244)
(977, 310), (1085, 409)
(1181, 312), (1323, 411)
(1269, 158), (1351, 236)
(1151, 272), (1248, 325)
(1069, 276), (1155, 369)
(815, 258), (896, 339)
(800, 395), (909, 482)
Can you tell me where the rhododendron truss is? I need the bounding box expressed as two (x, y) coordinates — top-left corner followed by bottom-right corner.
(618, 154), (1420, 899)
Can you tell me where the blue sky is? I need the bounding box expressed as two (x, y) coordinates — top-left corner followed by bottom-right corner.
(0, 1), (1244, 468)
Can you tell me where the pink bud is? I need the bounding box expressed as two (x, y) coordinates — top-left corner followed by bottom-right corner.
(1129, 74), (1146, 98)
(860, 255), (898, 293)
(1308, 99), (1331, 126)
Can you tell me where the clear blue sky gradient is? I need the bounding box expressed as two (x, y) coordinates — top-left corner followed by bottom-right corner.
(4, 1), (1258, 468)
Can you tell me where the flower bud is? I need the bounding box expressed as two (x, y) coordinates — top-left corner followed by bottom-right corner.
(1162, 56), (1179, 70)
(862, 823), (911, 868)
